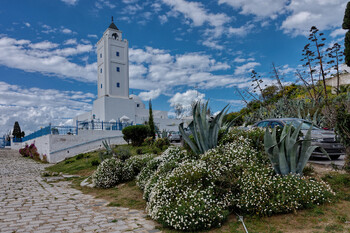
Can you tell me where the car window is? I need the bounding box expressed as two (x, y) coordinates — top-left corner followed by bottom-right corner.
(284, 119), (321, 130)
(257, 121), (269, 128)
(270, 121), (283, 128)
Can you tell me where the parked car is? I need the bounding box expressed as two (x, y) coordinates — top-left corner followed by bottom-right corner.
(168, 131), (182, 142)
(253, 118), (345, 160)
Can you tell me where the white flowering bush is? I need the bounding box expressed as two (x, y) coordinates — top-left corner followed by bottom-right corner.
(137, 147), (197, 200)
(135, 137), (335, 230)
(147, 160), (233, 231)
(92, 158), (123, 188)
(237, 164), (334, 216)
(123, 153), (156, 178)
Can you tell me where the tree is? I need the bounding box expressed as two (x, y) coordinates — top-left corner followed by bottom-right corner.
(12, 121), (25, 139)
(174, 103), (184, 119)
(326, 43), (344, 95)
(148, 100), (156, 139)
(343, 2), (350, 67)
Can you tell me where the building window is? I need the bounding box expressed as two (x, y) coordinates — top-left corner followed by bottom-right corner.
(116, 52), (119, 57)
(116, 82), (120, 87)
(100, 53), (102, 58)
(100, 68), (102, 73)
(137, 104), (140, 107)
(101, 84), (102, 89)
(116, 67), (120, 72)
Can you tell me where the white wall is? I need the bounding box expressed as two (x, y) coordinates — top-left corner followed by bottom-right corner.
(13, 130), (126, 163)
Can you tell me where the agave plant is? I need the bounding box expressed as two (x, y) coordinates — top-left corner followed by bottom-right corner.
(99, 140), (115, 162)
(264, 123), (329, 175)
(179, 101), (236, 155)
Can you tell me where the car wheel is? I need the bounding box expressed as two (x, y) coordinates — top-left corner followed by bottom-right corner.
(330, 155), (341, 160)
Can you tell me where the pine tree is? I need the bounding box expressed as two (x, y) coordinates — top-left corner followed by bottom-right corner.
(12, 121), (25, 139)
(343, 2), (350, 67)
(148, 100), (155, 139)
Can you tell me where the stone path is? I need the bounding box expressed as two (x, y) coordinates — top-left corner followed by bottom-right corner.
(0, 149), (161, 233)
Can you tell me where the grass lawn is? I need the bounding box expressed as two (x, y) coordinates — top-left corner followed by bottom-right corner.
(45, 147), (350, 233)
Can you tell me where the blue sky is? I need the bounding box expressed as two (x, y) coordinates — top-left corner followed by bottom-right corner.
(0, 0), (348, 134)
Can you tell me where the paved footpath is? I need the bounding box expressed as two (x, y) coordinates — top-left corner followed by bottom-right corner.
(0, 149), (161, 233)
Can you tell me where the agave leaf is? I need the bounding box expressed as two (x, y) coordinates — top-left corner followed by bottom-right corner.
(278, 138), (290, 175)
(194, 103), (208, 152)
(296, 145), (319, 174)
(272, 146), (281, 174)
(179, 122), (200, 155)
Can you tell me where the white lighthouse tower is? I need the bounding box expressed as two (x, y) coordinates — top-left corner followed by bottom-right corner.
(74, 18), (170, 129)
(97, 17), (129, 98)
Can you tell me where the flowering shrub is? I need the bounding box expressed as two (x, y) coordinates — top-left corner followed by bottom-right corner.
(220, 127), (265, 151)
(92, 158), (123, 188)
(147, 160), (233, 231)
(123, 154), (157, 177)
(19, 143), (41, 161)
(138, 138), (335, 230)
(237, 164), (334, 216)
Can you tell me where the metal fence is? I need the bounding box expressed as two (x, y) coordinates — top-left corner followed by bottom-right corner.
(22, 125), (78, 142)
(76, 121), (132, 131)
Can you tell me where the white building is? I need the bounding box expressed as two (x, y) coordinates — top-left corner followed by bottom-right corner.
(75, 18), (180, 131)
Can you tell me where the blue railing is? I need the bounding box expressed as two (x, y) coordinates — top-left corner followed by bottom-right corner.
(13, 137), (22, 143)
(77, 121), (132, 131)
(22, 125), (78, 142)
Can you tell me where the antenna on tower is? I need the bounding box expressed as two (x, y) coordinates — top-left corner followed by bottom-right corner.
(111, 16), (114, 22)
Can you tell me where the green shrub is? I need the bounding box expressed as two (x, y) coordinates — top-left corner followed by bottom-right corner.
(92, 158), (123, 188)
(114, 147), (131, 161)
(136, 148), (143, 155)
(122, 125), (150, 146)
(76, 153), (84, 160)
(220, 127), (265, 151)
(154, 138), (170, 148)
(91, 159), (100, 166)
(143, 137), (154, 146)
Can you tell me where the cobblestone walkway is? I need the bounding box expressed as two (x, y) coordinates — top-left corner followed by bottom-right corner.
(0, 149), (161, 233)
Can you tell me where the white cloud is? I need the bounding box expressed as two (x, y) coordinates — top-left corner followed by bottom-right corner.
(330, 28), (347, 38)
(218, 0), (287, 19)
(0, 36), (96, 82)
(162, 0), (230, 28)
(24, 22), (30, 27)
(138, 89), (162, 101)
(128, 46), (248, 96)
(228, 24), (254, 37)
(61, 28), (73, 34)
(29, 41), (59, 50)
(87, 34), (98, 39)
(234, 62), (261, 75)
(169, 89), (205, 112)
(95, 0), (116, 9)
(281, 0), (348, 36)
(159, 15), (168, 24)
(0, 81), (94, 134)
(61, 0), (79, 5)
(64, 38), (77, 45)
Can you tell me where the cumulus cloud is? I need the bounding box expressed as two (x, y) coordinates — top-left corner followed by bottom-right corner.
(330, 28), (347, 38)
(128, 47), (245, 95)
(138, 89), (162, 101)
(64, 38), (77, 45)
(0, 81), (94, 134)
(281, 0), (348, 36)
(234, 62), (260, 75)
(219, 0), (287, 18)
(168, 90), (205, 115)
(0, 36), (96, 82)
(61, 0), (79, 5)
